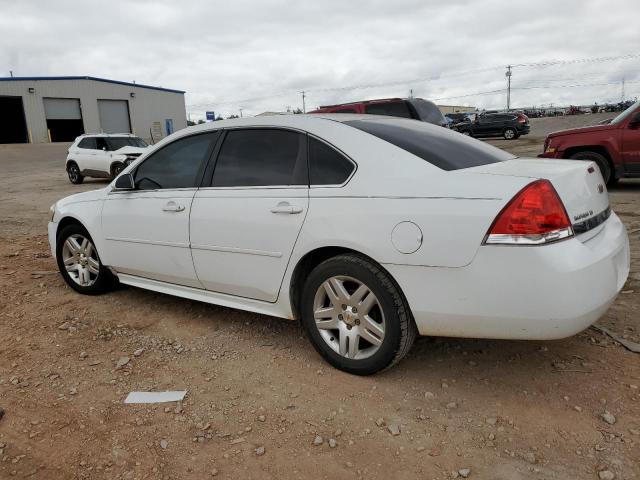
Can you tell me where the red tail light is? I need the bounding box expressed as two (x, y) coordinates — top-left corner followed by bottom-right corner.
(484, 180), (573, 245)
(517, 115), (527, 124)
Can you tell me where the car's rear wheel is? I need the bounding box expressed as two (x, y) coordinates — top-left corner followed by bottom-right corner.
(56, 224), (116, 295)
(300, 254), (416, 375)
(66, 162), (84, 184)
(569, 151), (613, 185)
(503, 127), (518, 140)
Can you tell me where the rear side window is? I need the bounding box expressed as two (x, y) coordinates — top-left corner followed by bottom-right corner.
(365, 101), (413, 118)
(134, 133), (217, 190)
(78, 138), (96, 149)
(212, 129), (307, 187)
(309, 137), (355, 185)
(344, 119), (515, 171)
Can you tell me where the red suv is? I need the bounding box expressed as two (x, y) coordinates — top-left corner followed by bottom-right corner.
(539, 100), (640, 184)
(310, 98), (448, 127)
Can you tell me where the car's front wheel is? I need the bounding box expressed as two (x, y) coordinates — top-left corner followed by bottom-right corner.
(66, 162), (84, 184)
(300, 254), (416, 375)
(111, 162), (125, 178)
(56, 224), (117, 295)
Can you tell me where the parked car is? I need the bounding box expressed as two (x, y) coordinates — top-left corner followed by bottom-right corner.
(539, 99), (640, 184)
(66, 133), (150, 184)
(310, 98), (448, 127)
(454, 112), (530, 140)
(445, 112), (476, 124)
(48, 114), (629, 375)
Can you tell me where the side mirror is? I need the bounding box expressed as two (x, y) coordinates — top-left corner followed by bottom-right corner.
(113, 173), (136, 191)
(628, 111), (640, 128)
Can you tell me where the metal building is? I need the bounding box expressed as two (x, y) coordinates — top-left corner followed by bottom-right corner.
(0, 76), (186, 144)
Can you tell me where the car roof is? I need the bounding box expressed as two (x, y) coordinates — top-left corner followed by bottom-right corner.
(186, 113), (445, 132)
(317, 98), (406, 109)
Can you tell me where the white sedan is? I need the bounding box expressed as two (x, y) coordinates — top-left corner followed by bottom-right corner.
(48, 114), (630, 374)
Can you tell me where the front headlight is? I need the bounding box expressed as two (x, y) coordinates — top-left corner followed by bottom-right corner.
(49, 203), (56, 222)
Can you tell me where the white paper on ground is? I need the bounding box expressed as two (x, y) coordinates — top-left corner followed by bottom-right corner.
(124, 390), (187, 404)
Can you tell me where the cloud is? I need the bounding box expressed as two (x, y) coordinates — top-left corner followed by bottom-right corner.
(1, 0), (639, 118)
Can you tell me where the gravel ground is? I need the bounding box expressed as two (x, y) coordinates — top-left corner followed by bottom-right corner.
(0, 115), (639, 480)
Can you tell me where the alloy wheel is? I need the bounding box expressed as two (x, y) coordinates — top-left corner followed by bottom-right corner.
(313, 276), (386, 360)
(68, 165), (80, 182)
(61, 234), (100, 287)
(504, 128), (515, 139)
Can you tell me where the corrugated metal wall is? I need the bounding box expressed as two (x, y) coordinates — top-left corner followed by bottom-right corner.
(0, 78), (187, 143)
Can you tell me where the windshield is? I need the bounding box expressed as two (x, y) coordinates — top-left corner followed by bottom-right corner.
(344, 118), (515, 171)
(610, 100), (640, 125)
(107, 137), (149, 150)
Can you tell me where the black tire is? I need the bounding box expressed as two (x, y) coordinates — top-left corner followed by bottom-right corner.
(56, 223), (117, 295)
(569, 151), (613, 185)
(111, 162), (125, 178)
(66, 162), (84, 184)
(300, 254), (417, 375)
(503, 127), (518, 140)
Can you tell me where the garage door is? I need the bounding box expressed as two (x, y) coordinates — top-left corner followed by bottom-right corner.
(98, 100), (131, 134)
(43, 98), (84, 142)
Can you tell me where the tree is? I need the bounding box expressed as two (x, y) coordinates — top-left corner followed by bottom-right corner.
(292, 108), (303, 114)
(226, 114), (240, 119)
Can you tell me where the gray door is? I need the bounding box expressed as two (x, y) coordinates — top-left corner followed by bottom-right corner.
(98, 100), (131, 133)
(43, 98), (82, 120)
(43, 98), (84, 142)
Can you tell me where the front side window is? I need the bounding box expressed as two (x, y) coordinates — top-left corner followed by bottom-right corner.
(365, 101), (413, 118)
(309, 137), (354, 185)
(134, 132), (217, 190)
(212, 129), (307, 187)
(78, 138), (96, 149)
(95, 137), (108, 151)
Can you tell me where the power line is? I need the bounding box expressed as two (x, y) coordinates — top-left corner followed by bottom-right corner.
(512, 53), (640, 68)
(186, 53), (640, 111)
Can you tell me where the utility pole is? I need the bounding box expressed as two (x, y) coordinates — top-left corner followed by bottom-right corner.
(9, 70), (13, 77)
(409, 88), (414, 98)
(505, 65), (512, 111)
(239, 108), (244, 118)
(621, 77), (625, 103)
(300, 91), (306, 113)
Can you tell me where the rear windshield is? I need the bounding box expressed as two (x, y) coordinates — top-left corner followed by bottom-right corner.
(344, 118), (515, 170)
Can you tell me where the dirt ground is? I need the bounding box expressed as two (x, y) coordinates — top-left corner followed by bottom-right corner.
(1, 114), (639, 480)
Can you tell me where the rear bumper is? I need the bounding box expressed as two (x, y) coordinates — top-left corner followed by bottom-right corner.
(386, 212), (630, 340)
(518, 125), (531, 135)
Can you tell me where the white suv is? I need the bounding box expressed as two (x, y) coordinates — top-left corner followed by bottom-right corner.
(66, 134), (150, 184)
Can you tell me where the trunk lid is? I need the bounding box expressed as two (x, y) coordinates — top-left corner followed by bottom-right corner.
(466, 158), (609, 233)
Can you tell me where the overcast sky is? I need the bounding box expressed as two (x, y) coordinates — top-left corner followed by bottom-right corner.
(2, 0), (639, 119)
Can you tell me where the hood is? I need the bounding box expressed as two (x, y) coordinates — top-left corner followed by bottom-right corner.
(113, 146), (149, 155)
(56, 188), (108, 208)
(548, 123), (615, 138)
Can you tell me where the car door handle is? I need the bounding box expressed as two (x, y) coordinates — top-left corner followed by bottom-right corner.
(271, 202), (303, 214)
(162, 202), (185, 212)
